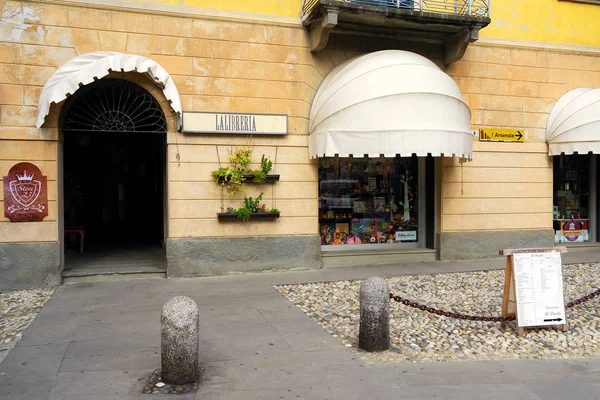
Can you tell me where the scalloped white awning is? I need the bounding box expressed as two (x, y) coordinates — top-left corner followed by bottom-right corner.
(546, 88), (600, 156)
(308, 50), (472, 159)
(36, 51), (182, 129)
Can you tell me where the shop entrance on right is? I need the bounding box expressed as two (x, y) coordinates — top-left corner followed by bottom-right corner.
(553, 154), (600, 244)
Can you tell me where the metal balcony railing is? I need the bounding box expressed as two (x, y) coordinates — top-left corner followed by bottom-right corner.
(302, 0), (490, 18)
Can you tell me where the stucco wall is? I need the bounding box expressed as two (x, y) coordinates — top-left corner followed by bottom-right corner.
(2, 0), (600, 260)
(441, 42), (600, 234)
(24, 0), (600, 50)
(482, 0), (600, 48)
(0, 1), (323, 244)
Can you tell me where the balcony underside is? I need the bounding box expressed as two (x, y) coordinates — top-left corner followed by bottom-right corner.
(302, 0), (491, 65)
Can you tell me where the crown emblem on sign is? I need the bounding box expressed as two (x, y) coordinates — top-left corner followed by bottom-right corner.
(16, 171), (34, 181)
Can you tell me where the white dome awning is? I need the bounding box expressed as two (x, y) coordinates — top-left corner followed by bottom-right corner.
(308, 50), (472, 159)
(36, 51), (182, 129)
(546, 88), (600, 156)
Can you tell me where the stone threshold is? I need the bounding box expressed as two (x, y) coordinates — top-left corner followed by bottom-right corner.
(321, 248), (436, 268)
(321, 247), (435, 257)
(63, 272), (166, 285)
(62, 265), (166, 284)
(563, 243), (600, 251)
(62, 265), (166, 277)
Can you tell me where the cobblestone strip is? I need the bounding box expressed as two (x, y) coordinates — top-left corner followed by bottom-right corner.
(0, 289), (55, 364)
(276, 263), (600, 364)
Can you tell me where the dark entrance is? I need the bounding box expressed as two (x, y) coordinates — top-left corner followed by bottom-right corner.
(60, 79), (167, 273)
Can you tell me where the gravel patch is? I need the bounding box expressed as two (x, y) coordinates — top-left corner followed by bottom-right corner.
(276, 262), (600, 364)
(142, 369), (200, 395)
(0, 288), (55, 364)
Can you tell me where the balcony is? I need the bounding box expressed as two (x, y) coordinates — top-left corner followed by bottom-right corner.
(302, 0), (491, 65)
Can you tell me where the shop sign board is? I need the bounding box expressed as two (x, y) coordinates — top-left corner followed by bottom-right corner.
(3, 162), (48, 222)
(479, 128), (524, 142)
(562, 219), (583, 242)
(181, 111), (287, 135)
(500, 247), (569, 337)
(395, 231), (417, 241)
(512, 251), (566, 328)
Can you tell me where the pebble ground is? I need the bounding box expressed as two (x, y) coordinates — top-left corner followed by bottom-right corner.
(0, 288), (54, 364)
(142, 369), (200, 395)
(276, 262), (600, 364)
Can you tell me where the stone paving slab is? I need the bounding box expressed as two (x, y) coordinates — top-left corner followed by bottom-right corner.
(524, 381), (600, 400)
(379, 360), (513, 386)
(1, 252), (600, 399)
(0, 342), (69, 400)
(498, 358), (600, 382)
(46, 369), (181, 400)
(197, 389), (332, 400)
(391, 383), (543, 400)
(59, 348), (159, 372)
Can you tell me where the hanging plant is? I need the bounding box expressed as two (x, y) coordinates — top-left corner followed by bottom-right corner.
(249, 155), (273, 184)
(219, 192), (280, 222)
(210, 138), (276, 196)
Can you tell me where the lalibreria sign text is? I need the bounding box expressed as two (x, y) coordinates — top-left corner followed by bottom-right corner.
(181, 111), (287, 135)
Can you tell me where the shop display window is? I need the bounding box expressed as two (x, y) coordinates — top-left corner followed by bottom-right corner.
(553, 154), (590, 243)
(318, 156), (418, 246)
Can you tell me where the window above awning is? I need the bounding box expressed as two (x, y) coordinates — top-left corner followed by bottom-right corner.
(308, 50), (472, 159)
(546, 88), (600, 156)
(36, 51), (182, 129)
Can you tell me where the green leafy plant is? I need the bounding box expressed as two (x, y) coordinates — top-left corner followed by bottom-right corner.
(210, 138), (274, 195)
(211, 166), (245, 196)
(242, 192), (263, 211)
(251, 154), (273, 183)
(211, 139), (254, 196)
(224, 192), (280, 222)
(229, 145), (253, 172)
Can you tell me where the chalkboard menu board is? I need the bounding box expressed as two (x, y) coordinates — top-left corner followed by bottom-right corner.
(513, 251), (566, 328)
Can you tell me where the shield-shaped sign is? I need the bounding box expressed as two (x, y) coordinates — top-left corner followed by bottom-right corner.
(10, 180), (41, 207)
(3, 162), (48, 222)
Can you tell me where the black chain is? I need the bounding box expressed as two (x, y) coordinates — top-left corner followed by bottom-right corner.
(566, 287), (600, 308)
(389, 293), (515, 322)
(389, 287), (600, 323)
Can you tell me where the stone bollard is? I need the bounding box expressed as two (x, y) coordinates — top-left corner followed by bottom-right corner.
(161, 296), (199, 384)
(359, 277), (390, 352)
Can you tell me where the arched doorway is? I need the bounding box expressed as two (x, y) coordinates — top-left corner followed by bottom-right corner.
(60, 78), (167, 274)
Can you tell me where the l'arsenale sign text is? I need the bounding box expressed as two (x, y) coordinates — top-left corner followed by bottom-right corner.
(479, 128), (525, 143)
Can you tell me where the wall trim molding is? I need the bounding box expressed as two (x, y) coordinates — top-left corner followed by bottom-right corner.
(476, 37), (600, 56)
(22, 0), (303, 27)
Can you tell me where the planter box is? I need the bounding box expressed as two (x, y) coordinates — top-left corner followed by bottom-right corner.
(243, 174), (280, 182)
(216, 174), (280, 184)
(217, 212), (280, 221)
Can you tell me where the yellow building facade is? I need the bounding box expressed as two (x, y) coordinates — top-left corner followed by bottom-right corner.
(1, 0), (599, 289)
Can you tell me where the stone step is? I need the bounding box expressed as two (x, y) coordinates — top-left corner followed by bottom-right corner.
(322, 248), (437, 268)
(63, 269), (166, 285)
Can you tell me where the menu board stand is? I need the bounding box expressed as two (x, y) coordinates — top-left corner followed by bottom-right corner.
(499, 247), (568, 337)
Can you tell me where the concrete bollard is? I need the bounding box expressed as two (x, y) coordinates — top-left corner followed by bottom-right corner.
(359, 277), (390, 352)
(161, 296), (199, 384)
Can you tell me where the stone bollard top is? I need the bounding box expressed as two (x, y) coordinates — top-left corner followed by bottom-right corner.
(161, 296), (198, 328)
(360, 277), (389, 302)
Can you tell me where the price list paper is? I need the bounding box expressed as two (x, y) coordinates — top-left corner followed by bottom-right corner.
(512, 251), (566, 328)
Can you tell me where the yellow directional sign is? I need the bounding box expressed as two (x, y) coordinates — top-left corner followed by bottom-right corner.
(479, 128), (524, 143)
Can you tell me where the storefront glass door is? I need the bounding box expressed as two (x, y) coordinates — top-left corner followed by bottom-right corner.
(553, 154), (591, 243)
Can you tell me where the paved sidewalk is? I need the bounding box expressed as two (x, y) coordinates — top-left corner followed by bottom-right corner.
(2, 251), (600, 400)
